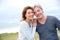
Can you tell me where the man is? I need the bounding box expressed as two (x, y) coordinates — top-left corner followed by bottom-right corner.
(33, 5), (60, 40)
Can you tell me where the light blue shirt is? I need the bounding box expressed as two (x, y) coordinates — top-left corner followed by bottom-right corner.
(18, 21), (36, 40)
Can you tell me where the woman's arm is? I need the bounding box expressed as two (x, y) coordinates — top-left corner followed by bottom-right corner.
(19, 21), (36, 40)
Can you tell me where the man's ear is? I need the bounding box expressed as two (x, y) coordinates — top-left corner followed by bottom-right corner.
(42, 10), (44, 13)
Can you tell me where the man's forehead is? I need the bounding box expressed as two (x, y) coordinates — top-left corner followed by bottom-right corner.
(34, 7), (40, 10)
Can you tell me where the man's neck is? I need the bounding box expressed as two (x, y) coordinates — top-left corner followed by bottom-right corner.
(38, 15), (47, 24)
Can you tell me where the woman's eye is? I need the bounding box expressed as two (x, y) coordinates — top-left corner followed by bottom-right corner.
(28, 11), (34, 14)
(31, 12), (34, 13)
(28, 12), (30, 14)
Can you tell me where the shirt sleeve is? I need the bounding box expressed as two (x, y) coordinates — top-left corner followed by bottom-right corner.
(20, 22), (36, 40)
(55, 17), (60, 30)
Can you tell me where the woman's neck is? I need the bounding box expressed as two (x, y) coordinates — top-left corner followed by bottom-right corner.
(26, 19), (31, 24)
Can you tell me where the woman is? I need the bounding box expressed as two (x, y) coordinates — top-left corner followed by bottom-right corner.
(18, 6), (37, 40)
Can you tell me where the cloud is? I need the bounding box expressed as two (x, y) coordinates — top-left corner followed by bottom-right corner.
(38, 0), (59, 11)
(0, 0), (60, 23)
(0, 0), (21, 23)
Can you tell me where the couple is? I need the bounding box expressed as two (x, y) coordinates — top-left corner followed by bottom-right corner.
(18, 5), (60, 40)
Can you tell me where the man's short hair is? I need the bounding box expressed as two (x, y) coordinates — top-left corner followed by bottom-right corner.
(34, 4), (43, 10)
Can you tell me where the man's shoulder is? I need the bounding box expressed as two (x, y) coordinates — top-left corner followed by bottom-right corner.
(48, 16), (57, 20)
(48, 16), (56, 18)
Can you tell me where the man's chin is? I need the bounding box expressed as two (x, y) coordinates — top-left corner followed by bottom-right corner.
(38, 16), (43, 19)
(39, 17), (42, 19)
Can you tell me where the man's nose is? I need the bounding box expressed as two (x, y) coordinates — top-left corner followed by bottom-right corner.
(36, 12), (39, 15)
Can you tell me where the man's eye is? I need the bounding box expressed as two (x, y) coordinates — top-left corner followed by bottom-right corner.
(37, 10), (40, 12)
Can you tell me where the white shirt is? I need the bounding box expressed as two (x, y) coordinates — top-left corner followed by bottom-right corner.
(18, 21), (36, 40)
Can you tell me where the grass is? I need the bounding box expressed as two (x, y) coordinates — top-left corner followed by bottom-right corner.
(0, 32), (39, 40)
(0, 32), (60, 40)
(0, 33), (18, 40)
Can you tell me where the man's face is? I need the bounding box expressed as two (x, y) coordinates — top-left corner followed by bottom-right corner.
(34, 7), (43, 19)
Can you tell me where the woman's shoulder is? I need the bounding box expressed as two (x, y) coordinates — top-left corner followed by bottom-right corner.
(20, 21), (27, 25)
(19, 21), (28, 29)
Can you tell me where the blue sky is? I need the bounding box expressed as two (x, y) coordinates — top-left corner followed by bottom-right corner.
(0, 0), (60, 33)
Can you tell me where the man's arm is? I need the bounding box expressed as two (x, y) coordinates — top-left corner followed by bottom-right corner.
(55, 17), (60, 30)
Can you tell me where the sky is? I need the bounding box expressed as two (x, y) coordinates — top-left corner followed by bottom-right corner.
(0, 0), (60, 34)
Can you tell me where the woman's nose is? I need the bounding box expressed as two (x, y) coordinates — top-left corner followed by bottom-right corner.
(30, 13), (33, 16)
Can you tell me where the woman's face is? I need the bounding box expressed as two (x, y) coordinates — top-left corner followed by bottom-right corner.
(25, 9), (34, 20)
